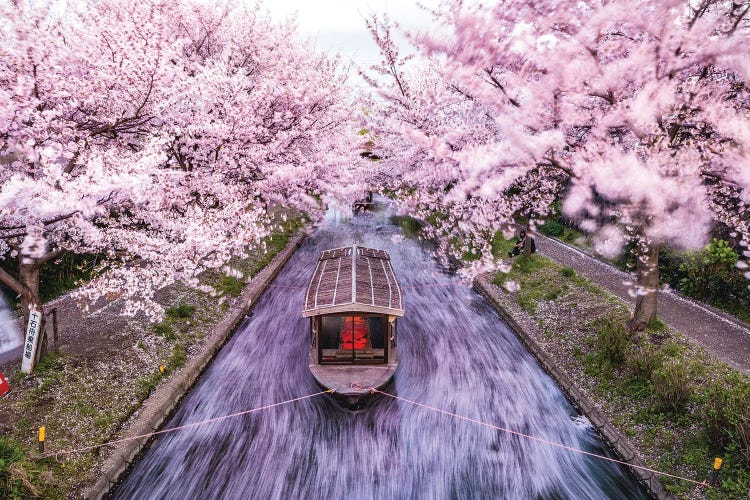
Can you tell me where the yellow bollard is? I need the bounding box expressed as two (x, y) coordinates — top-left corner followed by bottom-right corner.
(159, 365), (165, 374)
(709, 457), (722, 486)
(38, 426), (45, 453)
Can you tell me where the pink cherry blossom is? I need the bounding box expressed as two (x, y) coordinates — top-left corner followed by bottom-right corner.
(363, 1), (750, 329)
(1, 0), (361, 321)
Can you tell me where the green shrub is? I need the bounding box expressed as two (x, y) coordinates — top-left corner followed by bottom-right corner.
(217, 275), (244, 297)
(538, 201), (586, 244)
(656, 239), (750, 323)
(460, 245), (482, 262)
(679, 239), (737, 297)
(0, 438), (37, 498)
(0, 437), (23, 473)
(165, 302), (195, 319)
(612, 238), (639, 272)
(701, 374), (750, 451)
(560, 227), (585, 244)
(651, 359), (695, 413)
(136, 372), (162, 400)
(517, 291), (539, 313)
(736, 415), (750, 467)
(41, 253), (107, 302)
(560, 267), (576, 278)
(590, 318), (630, 367)
(33, 351), (64, 375)
(491, 272), (506, 287)
(152, 322), (176, 341)
(646, 317), (668, 333)
(624, 343), (663, 382)
(672, 239), (750, 322)
(539, 220), (564, 237)
(167, 343), (186, 372)
(93, 412), (122, 431)
(657, 246), (687, 287)
(424, 211), (448, 229)
(1, 252), (105, 308)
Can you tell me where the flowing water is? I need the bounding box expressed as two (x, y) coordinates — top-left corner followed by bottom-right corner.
(114, 203), (648, 499)
(0, 294), (22, 355)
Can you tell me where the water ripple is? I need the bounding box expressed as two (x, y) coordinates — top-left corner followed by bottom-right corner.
(114, 205), (646, 499)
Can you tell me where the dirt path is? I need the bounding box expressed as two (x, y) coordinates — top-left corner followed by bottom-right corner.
(0, 293), (130, 372)
(536, 234), (750, 375)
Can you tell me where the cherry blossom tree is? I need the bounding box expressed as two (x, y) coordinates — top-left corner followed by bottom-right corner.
(360, 16), (526, 272)
(365, 1), (750, 331)
(0, 0), (360, 327)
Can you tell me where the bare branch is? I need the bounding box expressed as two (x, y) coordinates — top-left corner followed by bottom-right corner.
(37, 248), (65, 265)
(0, 267), (23, 295)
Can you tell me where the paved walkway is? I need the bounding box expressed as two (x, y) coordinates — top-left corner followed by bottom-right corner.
(536, 234), (750, 376)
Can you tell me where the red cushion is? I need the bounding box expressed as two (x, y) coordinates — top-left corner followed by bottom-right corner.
(340, 317), (369, 350)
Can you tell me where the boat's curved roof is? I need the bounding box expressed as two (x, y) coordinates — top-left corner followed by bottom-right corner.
(302, 244), (404, 317)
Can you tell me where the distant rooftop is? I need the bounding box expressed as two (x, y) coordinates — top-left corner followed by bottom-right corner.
(302, 245), (404, 317)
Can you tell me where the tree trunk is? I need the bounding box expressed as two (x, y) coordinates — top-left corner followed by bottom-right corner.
(0, 251), (60, 372)
(1, 247), (62, 328)
(628, 242), (659, 333)
(19, 260), (41, 326)
(523, 230), (532, 257)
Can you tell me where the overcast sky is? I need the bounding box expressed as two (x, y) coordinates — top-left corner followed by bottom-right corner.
(261, 0), (444, 76)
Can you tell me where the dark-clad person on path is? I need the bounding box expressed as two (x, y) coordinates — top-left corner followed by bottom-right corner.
(509, 229), (536, 257)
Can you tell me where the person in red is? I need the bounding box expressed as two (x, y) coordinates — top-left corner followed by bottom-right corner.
(340, 316), (369, 350)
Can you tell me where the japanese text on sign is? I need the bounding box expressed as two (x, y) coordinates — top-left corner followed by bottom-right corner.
(21, 309), (42, 374)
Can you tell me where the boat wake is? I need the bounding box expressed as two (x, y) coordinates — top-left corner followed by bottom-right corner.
(114, 200), (647, 499)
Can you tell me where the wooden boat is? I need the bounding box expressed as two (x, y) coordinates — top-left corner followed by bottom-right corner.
(302, 244), (404, 405)
(353, 191), (374, 212)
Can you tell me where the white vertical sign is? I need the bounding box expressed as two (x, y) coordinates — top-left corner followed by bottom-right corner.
(21, 309), (42, 374)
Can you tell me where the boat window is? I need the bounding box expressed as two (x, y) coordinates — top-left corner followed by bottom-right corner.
(319, 315), (387, 364)
(367, 317), (385, 349)
(320, 316), (342, 351)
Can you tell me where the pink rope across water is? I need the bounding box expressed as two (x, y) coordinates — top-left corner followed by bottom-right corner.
(370, 388), (710, 488)
(267, 283), (460, 290)
(36, 390), (332, 460)
(36, 385), (710, 489)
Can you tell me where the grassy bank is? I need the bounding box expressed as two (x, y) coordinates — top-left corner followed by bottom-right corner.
(490, 244), (750, 498)
(0, 216), (303, 499)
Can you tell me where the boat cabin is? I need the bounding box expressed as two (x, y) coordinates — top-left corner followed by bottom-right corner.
(353, 191), (374, 212)
(303, 244), (404, 402)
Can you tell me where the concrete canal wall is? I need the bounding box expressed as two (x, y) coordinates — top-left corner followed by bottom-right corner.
(84, 232), (306, 499)
(474, 276), (676, 500)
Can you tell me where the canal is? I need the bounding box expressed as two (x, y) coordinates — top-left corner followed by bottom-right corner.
(114, 202), (648, 499)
